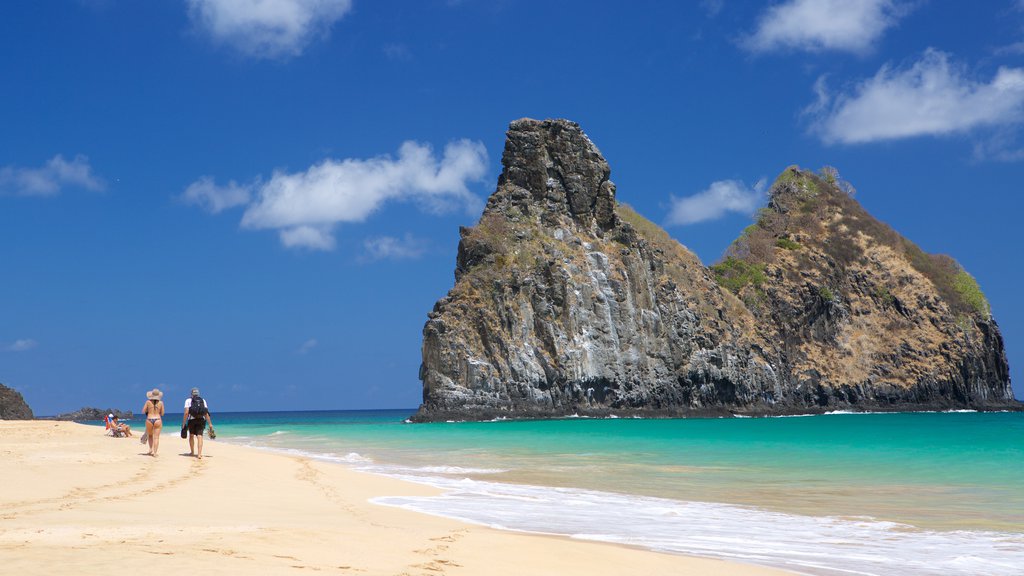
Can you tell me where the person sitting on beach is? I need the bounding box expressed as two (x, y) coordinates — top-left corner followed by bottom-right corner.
(111, 416), (132, 437)
(182, 387), (215, 459)
(141, 388), (165, 457)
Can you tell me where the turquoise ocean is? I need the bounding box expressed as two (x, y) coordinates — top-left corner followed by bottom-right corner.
(151, 410), (1023, 575)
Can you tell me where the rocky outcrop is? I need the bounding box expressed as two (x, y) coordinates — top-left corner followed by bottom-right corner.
(716, 167), (1014, 411)
(413, 119), (1017, 421)
(50, 407), (134, 421)
(0, 383), (34, 420)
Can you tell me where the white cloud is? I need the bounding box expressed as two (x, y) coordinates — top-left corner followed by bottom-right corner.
(280, 225), (336, 250)
(225, 139), (487, 250)
(362, 234), (426, 261)
(808, 49), (1024, 144)
(667, 179), (766, 226)
(7, 339), (38, 352)
(297, 338), (318, 354)
(0, 155), (105, 197)
(180, 176), (252, 213)
(745, 0), (906, 54)
(186, 0), (353, 59)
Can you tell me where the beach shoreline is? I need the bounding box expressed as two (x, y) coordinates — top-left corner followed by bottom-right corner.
(0, 420), (793, 575)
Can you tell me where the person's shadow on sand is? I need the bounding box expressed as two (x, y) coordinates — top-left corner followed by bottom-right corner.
(178, 453), (213, 458)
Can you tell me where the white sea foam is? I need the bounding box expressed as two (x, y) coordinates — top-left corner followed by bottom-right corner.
(410, 466), (507, 475)
(340, 452), (373, 463)
(370, 474), (1024, 576)
(823, 409), (981, 416)
(230, 442), (375, 465)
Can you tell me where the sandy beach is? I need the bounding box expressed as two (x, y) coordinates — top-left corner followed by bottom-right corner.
(0, 421), (793, 575)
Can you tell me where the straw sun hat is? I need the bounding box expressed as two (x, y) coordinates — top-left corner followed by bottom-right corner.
(146, 388), (163, 400)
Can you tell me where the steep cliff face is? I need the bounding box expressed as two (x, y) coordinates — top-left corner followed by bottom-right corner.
(0, 383), (34, 420)
(414, 120), (1016, 421)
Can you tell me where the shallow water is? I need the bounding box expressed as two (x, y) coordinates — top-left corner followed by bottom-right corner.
(205, 409), (1024, 575)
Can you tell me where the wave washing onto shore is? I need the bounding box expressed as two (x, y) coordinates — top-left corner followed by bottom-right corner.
(368, 473), (1024, 576)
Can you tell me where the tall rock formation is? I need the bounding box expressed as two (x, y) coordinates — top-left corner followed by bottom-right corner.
(413, 119), (1016, 421)
(0, 383), (34, 420)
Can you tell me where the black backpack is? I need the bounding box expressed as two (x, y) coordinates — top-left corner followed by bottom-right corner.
(188, 396), (207, 419)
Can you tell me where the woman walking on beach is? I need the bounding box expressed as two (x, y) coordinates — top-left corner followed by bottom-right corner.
(141, 388), (164, 456)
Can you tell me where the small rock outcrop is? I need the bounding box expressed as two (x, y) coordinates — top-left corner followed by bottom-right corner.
(413, 119), (1017, 421)
(0, 383), (34, 420)
(51, 407), (134, 421)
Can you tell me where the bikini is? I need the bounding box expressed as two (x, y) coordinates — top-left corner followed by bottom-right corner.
(146, 400), (161, 424)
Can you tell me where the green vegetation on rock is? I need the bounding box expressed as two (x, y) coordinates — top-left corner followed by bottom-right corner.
(952, 269), (990, 317)
(818, 286), (834, 302)
(711, 257), (766, 293)
(873, 286), (895, 307)
(902, 240), (990, 318)
(775, 237), (801, 250)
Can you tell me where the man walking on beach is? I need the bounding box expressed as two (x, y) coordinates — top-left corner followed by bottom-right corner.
(182, 388), (215, 459)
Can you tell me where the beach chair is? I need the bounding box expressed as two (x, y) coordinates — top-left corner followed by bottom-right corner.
(107, 426), (126, 438)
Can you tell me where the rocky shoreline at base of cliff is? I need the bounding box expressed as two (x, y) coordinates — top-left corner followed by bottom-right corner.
(410, 402), (1023, 423)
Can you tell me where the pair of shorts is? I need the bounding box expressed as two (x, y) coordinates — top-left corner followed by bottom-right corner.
(187, 418), (206, 436)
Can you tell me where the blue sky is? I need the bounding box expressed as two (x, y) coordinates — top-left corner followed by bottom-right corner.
(3, 0), (1023, 415)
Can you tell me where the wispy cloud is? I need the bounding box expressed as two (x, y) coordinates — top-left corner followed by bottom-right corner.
(994, 41), (1024, 57)
(362, 234), (427, 261)
(383, 43), (412, 61)
(667, 179), (766, 226)
(180, 176), (252, 213)
(185, 139), (488, 251)
(700, 0), (724, 18)
(7, 338), (38, 352)
(281, 225), (336, 250)
(744, 0), (907, 54)
(972, 130), (1024, 163)
(0, 155), (105, 197)
(186, 0), (353, 59)
(807, 49), (1024, 145)
(297, 338), (318, 354)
